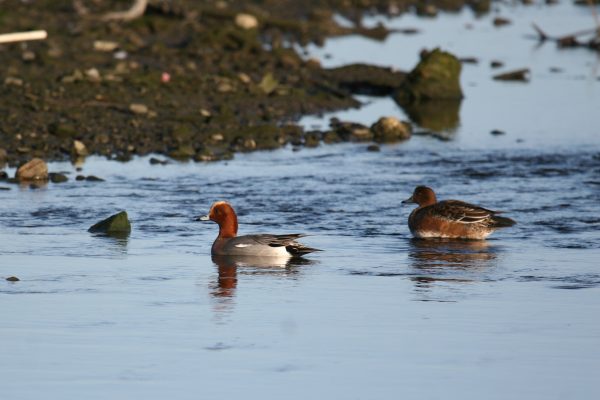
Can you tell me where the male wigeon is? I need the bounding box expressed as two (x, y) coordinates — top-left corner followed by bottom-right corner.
(197, 201), (319, 257)
(402, 186), (516, 240)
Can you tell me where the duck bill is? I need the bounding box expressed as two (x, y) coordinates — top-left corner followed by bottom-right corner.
(401, 196), (415, 204)
(195, 215), (211, 221)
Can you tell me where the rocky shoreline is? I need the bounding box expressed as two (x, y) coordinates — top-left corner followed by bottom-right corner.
(0, 0), (480, 168)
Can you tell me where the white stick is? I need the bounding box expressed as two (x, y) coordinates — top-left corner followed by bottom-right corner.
(0, 30), (48, 44)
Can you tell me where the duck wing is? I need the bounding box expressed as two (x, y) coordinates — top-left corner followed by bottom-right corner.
(431, 200), (498, 224)
(224, 234), (320, 256)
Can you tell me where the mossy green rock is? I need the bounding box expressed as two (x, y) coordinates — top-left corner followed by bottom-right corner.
(395, 48), (463, 103)
(88, 211), (131, 234)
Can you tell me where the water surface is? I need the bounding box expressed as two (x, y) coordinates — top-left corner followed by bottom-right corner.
(2, 2), (600, 399)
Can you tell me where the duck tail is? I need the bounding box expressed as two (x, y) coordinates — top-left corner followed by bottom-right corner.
(286, 243), (321, 257)
(491, 215), (516, 228)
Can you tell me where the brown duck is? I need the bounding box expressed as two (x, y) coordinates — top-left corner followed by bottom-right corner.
(402, 186), (516, 240)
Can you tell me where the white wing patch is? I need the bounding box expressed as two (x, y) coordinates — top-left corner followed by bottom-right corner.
(456, 216), (488, 224)
(234, 243), (253, 248)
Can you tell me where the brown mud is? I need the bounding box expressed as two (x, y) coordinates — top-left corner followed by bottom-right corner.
(0, 0), (485, 167)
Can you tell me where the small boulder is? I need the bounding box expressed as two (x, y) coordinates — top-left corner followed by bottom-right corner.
(6, 276), (20, 282)
(85, 175), (105, 182)
(371, 117), (412, 143)
(149, 157), (169, 165)
(330, 119), (373, 142)
(16, 158), (48, 181)
(49, 172), (68, 183)
(88, 211), (131, 234)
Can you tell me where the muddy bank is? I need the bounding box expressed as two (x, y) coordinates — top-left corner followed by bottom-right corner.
(0, 0), (485, 166)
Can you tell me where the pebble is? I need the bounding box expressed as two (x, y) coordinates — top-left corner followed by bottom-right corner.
(22, 51), (36, 61)
(238, 73), (251, 84)
(490, 60), (504, 69)
(149, 157), (168, 165)
(4, 77), (24, 86)
(6, 276), (20, 282)
(113, 50), (128, 60)
(129, 103), (149, 115)
(367, 144), (381, 152)
(85, 68), (101, 82)
(493, 17), (511, 27)
(235, 13), (259, 30)
(211, 133), (224, 142)
(16, 158), (49, 181)
(93, 40), (119, 52)
(490, 129), (506, 136)
(243, 138), (257, 150)
(460, 57), (478, 64)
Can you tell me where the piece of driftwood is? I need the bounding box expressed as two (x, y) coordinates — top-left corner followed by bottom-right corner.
(0, 30), (47, 44)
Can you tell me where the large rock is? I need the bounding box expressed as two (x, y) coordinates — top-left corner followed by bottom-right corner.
(371, 117), (412, 142)
(88, 211), (131, 234)
(395, 48), (463, 103)
(16, 158), (48, 181)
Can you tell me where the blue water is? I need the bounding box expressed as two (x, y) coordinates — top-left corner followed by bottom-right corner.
(1, 2), (600, 399)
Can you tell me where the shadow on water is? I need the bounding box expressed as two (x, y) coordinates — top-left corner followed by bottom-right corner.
(209, 255), (314, 316)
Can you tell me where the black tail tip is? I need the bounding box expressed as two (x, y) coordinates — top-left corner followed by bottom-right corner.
(493, 216), (517, 228)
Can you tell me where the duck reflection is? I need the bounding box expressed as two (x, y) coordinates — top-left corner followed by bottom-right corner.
(409, 239), (497, 270)
(209, 255), (313, 315)
(408, 239), (499, 299)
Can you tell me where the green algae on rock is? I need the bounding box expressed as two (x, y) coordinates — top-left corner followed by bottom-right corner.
(395, 48), (463, 103)
(88, 211), (132, 235)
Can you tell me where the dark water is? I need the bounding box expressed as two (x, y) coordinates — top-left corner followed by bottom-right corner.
(2, 2), (600, 399)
